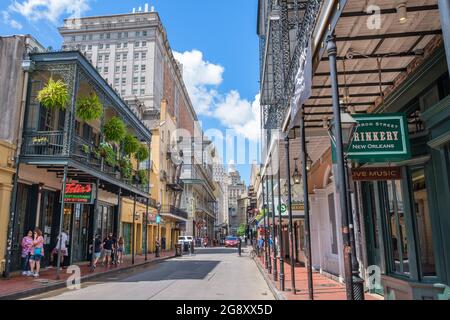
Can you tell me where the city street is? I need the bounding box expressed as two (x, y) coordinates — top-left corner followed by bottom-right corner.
(25, 247), (275, 300)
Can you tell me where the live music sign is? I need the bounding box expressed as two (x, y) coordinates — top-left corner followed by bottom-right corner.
(351, 167), (402, 181)
(64, 183), (94, 204)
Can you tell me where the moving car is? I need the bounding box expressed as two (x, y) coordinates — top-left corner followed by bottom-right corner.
(224, 236), (239, 248)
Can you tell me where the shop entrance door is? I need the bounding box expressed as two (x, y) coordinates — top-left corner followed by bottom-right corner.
(122, 223), (132, 255)
(71, 204), (90, 263)
(362, 182), (384, 296)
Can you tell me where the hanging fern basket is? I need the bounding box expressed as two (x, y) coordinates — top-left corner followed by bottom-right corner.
(123, 134), (140, 156)
(103, 117), (126, 143)
(135, 144), (149, 163)
(37, 78), (69, 110)
(76, 93), (103, 121)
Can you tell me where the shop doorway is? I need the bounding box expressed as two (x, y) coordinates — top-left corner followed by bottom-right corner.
(70, 204), (90, 263)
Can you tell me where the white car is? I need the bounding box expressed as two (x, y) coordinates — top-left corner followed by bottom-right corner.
(178, 236), (194, 246)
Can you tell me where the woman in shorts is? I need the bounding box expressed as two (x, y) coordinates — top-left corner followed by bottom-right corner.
(29, 228), (44, 278)
(117, 236), (125, 264)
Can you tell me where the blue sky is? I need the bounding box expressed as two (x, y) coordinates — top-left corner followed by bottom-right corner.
(0, 0), (261, 184)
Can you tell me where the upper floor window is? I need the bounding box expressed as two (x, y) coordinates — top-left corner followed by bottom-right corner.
(104, 54), (109, 61)
(88, 34), (93, 40)
(105, 44), (110, 49)
(99, 44), (104, 49)
(134, 65), (139, 72)
(100, 33), (104, 40)
(135, 41), (140, 47)
(116, 53), (121, 61)
(106, 33), (110, 39)
(135, 31), (140, 37)
(123, 53), (127, 60)
(115, 66), (120, 73)
(141, 76), (146, 83)
(141, 65), (146, 71)
(88, 45), (92, 50)
(122, 66), (127, 72)
(71, 36), (75, 42)
(142, 30), (147, 37)
(142, 41), (146, 47)
(104, 66), (109, 73)
(141, 52), (146, 59)
(98, 55), (103, 62)
(82, 35), (87, 41)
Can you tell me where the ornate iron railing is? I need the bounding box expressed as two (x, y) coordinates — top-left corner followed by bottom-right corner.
(22, 131), (65, 156)
(262, 0), (323, 130)
(160, 205), (189, 220)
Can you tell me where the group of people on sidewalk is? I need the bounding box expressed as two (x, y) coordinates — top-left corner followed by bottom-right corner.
(20, 230), (126, 278)
(90, 233), (125, 271)
(20, 229), (44, 278)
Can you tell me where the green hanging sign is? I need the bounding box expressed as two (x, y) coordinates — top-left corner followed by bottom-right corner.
(332, 113), (411, 163)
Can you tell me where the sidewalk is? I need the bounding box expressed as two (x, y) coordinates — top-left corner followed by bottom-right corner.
(0, 250), (175, 300)
(255, 252), (383, 300)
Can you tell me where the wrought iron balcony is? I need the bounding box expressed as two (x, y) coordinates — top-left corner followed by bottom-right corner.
(160, 205), (188, 220)
(166, 178), (184, 192)
(21, 131), (150, 194)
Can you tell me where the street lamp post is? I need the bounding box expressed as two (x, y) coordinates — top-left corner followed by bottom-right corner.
(300, 110), (314, 300)
(277, 153), (285, 291)
(270, 171), (278, 281)
(264, 175), (272, 274)
(156, 203), (161, 258)
(284, 136), (296, 294)
(327, 34), (364, 300)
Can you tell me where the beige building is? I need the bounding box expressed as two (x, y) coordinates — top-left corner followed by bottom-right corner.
(0, 35), (44, 274)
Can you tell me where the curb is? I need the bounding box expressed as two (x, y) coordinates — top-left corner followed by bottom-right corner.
(253, 257), (286, 301)
(0, 254), (175, 300)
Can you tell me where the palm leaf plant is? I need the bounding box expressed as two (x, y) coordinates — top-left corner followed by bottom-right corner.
(76, 93), (103, 121)
(103, 117), (126, 143)
(37, 78), (69, 110)
(123, 134), (140, 156)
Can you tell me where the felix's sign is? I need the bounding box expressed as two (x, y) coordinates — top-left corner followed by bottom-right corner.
(64, 183), (94, 204)
(333, 114), (411, 163)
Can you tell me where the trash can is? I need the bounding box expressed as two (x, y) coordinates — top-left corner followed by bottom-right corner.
(183, 242), (189, 253)
(175, 244), (182, 257)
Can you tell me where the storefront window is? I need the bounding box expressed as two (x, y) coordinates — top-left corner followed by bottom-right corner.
(411, 167), (436, 277)
(385, 180), (409, 275)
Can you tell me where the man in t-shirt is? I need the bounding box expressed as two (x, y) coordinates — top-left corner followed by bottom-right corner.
(102, 234), (114, 266)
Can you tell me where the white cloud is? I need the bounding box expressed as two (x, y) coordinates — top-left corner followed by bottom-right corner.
(174, 49), (261, 142)
(2, 10), (23, 29)
(8, 0), (90, 24)
(215, 92), (261, 142)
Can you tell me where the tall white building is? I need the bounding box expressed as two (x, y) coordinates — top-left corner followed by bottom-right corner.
(59, 7), (173, 123)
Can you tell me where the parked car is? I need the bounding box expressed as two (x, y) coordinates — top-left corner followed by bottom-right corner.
(224, 236), (239, 248)
(178, 236), (194, 246)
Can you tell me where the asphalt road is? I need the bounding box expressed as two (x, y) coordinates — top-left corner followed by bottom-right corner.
(26, 247), (275, 300)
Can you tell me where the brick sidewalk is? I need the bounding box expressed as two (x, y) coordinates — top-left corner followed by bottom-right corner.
(0, 250), (175, 299)
(255, 251), (383, 300)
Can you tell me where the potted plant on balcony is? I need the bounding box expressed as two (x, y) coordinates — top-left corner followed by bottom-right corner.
(118, 157), (133, 181)
(99, 142), (117, 167)
(76, 93), (103, 121)
(37, 78), (69, 110)
(137, 169), (149, 186)
(81, 144), (90, 155)
(103, 117), (126, 143)
(123, 134), (140, 156)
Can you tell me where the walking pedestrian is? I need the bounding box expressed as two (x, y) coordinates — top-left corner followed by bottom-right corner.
(21, 230), (33, 276)
(102, 233), (114, 267)
(117, 236), (125, 264)
(52, 229), (69, 269)
(29, 228), (44, 278)
(111, 234), (118, 265)
(91, 234), (102, 271)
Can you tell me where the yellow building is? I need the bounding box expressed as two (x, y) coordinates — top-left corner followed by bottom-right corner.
(120, 99), (187, 255)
